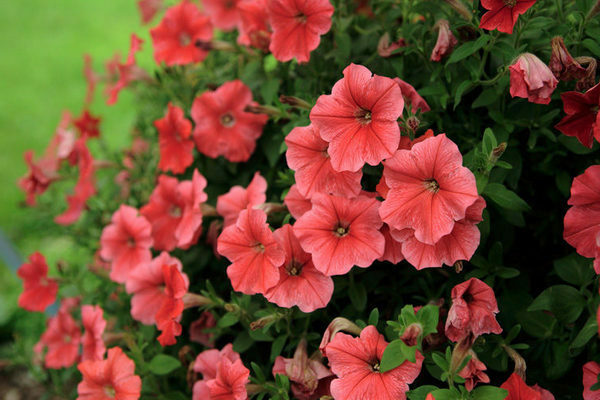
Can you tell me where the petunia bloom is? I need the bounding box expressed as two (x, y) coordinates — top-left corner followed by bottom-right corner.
(217, 171), (267, 227)
(81, 305), (107, 362)
(500, 373), (555, 400)
(583, 361), (600, 400)
(294, 193), (385, 276)
(379, 134), (479, 245)
(268, 0), (334, 63)
(285, 124), (362, 198)
(106, 34), (146, 105)
(190, 311), (217, 347)
(310, 63), (403, 172)
(100, 204), (153, 283)
(194, 357), (250, 400)
(549, 36), (586, 81)
(377, 33), (407, 58)
(18, 150), (58, 206)
(458, 351), (490, 391)
(378, 224), (405, 264)
(479, 0), (537, 34)
(265, 224), (334, 312)
(203, 0), (242, 31)
(394, 78), (431, 113)
(284, 184), (312, 219)
(77, 347), (142, 400)
(217, 207), (286, 294)
(126, 252), (189, 325)
(191, 80), (268, 162)
(155, 264), (188, 346)
(138, 0), (163, 24)
(38, 306), (82, 369)
(17, 252), (58, 312)
(325, 325), (423, 400)
(445, 278), (502, 342)
(73, 110), (101, 139)
(509, 53), (557, 105)
(194, 343), (241, 380)
(555, 82), (600, 148)
(155, 102), (195, 174)
(150, 0), (213, 66)
(237, 0), (271, 51)
(430, 19), (457, 62)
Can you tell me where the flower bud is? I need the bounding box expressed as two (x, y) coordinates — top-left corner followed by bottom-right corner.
(431, 20), (458, 62)
(443, 0), (472, 20)
(400, 323), (423, 346)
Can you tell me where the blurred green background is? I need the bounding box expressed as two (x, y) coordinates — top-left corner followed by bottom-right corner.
(0, 0), (155, 335)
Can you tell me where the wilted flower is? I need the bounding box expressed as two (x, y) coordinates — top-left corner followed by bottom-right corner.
(509, 53), (557, 105)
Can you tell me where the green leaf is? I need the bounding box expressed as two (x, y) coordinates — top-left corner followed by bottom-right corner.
(251, 362), (266, 383)
(482, 128), (497, 155)
(349, 281), (367, 311)
(570, 315), (598, 351)
(432, 351), (449, 370)
(217, 312), (239, 328)
(454, 81), (473, 110)
(379, 339), (417, 372)
(148, 354), (181, 375)
(517, 310), (556, 339)
(553, 253), (595, 286)
(270, 334), (288, 362)
(233, 331), (254, 353)
(583, 38), (600, 58)
(484, 183), (530, 211)
(368, 308), (380, 326)
(263, 54), (278, 73)
(527, 285), (586, 324)
(416, 305), (439, 337)
(407, 386), (439, 400)
(447, 35), (490, 64)
(471, 386), (509, 400)
(472, 88), (499, 108)
(429, 388), (460, 400)
(260, 79), (280, 104)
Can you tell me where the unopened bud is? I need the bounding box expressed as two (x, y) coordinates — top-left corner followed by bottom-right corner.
(443, 0), (472, 20)
(400, 323), (423, 347)
(195, 39), (235, 52)
(450, 334), (475, 375)
(454, 261), (464, 273)
(183, 293), (212, 309)
(279, 95), (312, 110)
(490, 142), (507, 163)
(224, 303), (239, 313)
(406, 116), (420, 131)
(250, 314), (278, 330)
(244, 104), (283, 117)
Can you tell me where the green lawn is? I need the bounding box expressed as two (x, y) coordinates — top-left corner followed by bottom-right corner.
(0, 1), (154, 325)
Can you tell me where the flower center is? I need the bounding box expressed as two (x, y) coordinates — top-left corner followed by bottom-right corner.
(334, 224), (349, 237)
(371, 362), (381, 372)
(179, 33), (192, 46)
(104, 385), (116, 398)
(287, 260), (303, 276)
(423, 178), (439, 192)
(462, 292), (474, 303)
(254, 243), (265, 253)
(355, 108), (372, 125)
(503, 0), (517, 6)
(169, 205), (182, 218)
(220, 113), (236, 128)
(63, 334), (72, 343)
(295, 12), (307, 23)
(127, 237), (136, 248)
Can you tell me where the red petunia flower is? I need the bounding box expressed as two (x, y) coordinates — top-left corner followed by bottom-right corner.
(509, 53), (557, 105)
(73, 110), (101, 139)
(378, 224), (405, 264)
(193, 357), (250, 400)
(38, 306), (82, 369)
(17, 252), (58, 312)
(126, 252), (189, 325)
(191, 80), (268, 162)
(194, 343), (241, 380)
(268, 0), (334, 63)
(83, 54), (99, 107)
(217, 207), (286, 294)
(265, 224), (334, 312)
(100, 204), (153, 283)
(479, 0), (537, 34)
(284, 184), (312, 219)
(155, 102), (194, 174)
(294, 193), (384, 276)
(77, 347), (142, 400)
(150, 0), (213, 66)
(272, 339), (333, 400)
(18, 150), (58, 206)
(555, 83), (600, 148)
(138, 0), (163, 24)
(379, 134), (478, 245)
(190, 311), (217, 347)
(458, 351), (490, 391)
(325, 325), (423, 400)
(217, 171), (267, 227)
(310, 63), (404, 172)
(583, 361), (600, 400)
(430, 19), (457, 62)
(394, 78), (430, 113)
(285, 124), (363, 198)
(203, 0), (242, 31)
(445, 278), (502, 342)
(81, 305), (107, 362)
(155, 264), (188, 346)
(501, 373), (555, 400)
(237, 0), (271, 51)
(107, 34), (146, 105)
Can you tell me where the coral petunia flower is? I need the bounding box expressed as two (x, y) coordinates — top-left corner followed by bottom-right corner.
(73, 110), (101, 139)
(294, 193), (384, 276)
(285, 124), (363, 198)
(17, 252), (58, 312)
(126, 252), (189, 325)
(83, 54), (99, 107)
(509, 53), (557, 105)
(458, 351), (490, 391)
(379, 134), (479, 245)
(310, 63), (404, 172)
(430, 19), (457, 62)
(138, 0), (163, 24)
(190, 311), (217, 347)
(155, 264), (188, 346)
(445, 278), (502, 342)
(100, 204), (153, 284)
(265, 224), (334, 312)
(38, 307), (82, 369)
(479, 0), (537, 34)
(325, 325), (423, 400)
(555, 82), (600, 148)
(217, 171), (267, 227)
(18, 150), (58, 207)
(284, 184), (312, 219)
(237, 0), (271, 51)
(217, 207), (286, 294)
(150, 0), (213, 66)
(268, 0), (334, 63)
(194, 343), (241, 380)
(106, 34), (146, 105)
(191, 80), (268, 162)
(394, 78), (430, 113)
(583, 361), (600, 400)
(272, 339), (333, 400)
(155, 102), (195, 174)
(77, 347), (142, 400)
(81, 305), (107, 362)
(194, 357), (250, 400)
(203, 0), (242, 31)
(378, 224), (405, 264)
(500, 373), (555, 400)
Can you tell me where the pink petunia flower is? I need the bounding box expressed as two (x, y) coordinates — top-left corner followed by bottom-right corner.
(445, 278), (502, 342)
(265, 224), (334, 312)
(194, 357), (250, 400)
(430, 19), (457, 62)
(458, 351), (490, 391)
(190, 311), (217, 347)
(310, 63), (404, 172)
(155, 102), (195, 174)
(194, 343), (241, 380)
(217, 207), (286, 294)
(100, 204), (153, 283)
(325, 325), (423, 400)
(268, 0), (334, 63)
(18, 150), (58, 207)
(203, 0), (242, 31)
(501, 373), (554, 400)
(379, 134), (479, 245)
(138, 0), (163, 24)
(378, 224), (405, 264)
(237, 0), (271, 51)
(125, 252), (189, 325)
(479, 0), (537, 34)
(284, 184), (312, 219)
(150, 0), (213, 66)
(17, 252), (58, 312)
(294, 193), (384, 276)
(38, 305), (82, 369)
(509, 53), (557, 105)
(155, 264), (187, 346)
(191, 80), (268, 162)
(555, 82), (600, 148)
(81, 305), (107, 362)
(583, 361), (600, 400)
(394, 78), (430, 113)
(217, 171), (267, 227)
(285, 124), (362, 198)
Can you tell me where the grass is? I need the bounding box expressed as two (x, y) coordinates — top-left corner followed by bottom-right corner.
(0, 1), (155, 326)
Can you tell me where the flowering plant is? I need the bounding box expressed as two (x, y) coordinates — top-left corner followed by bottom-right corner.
(9, 0), (600, 399)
